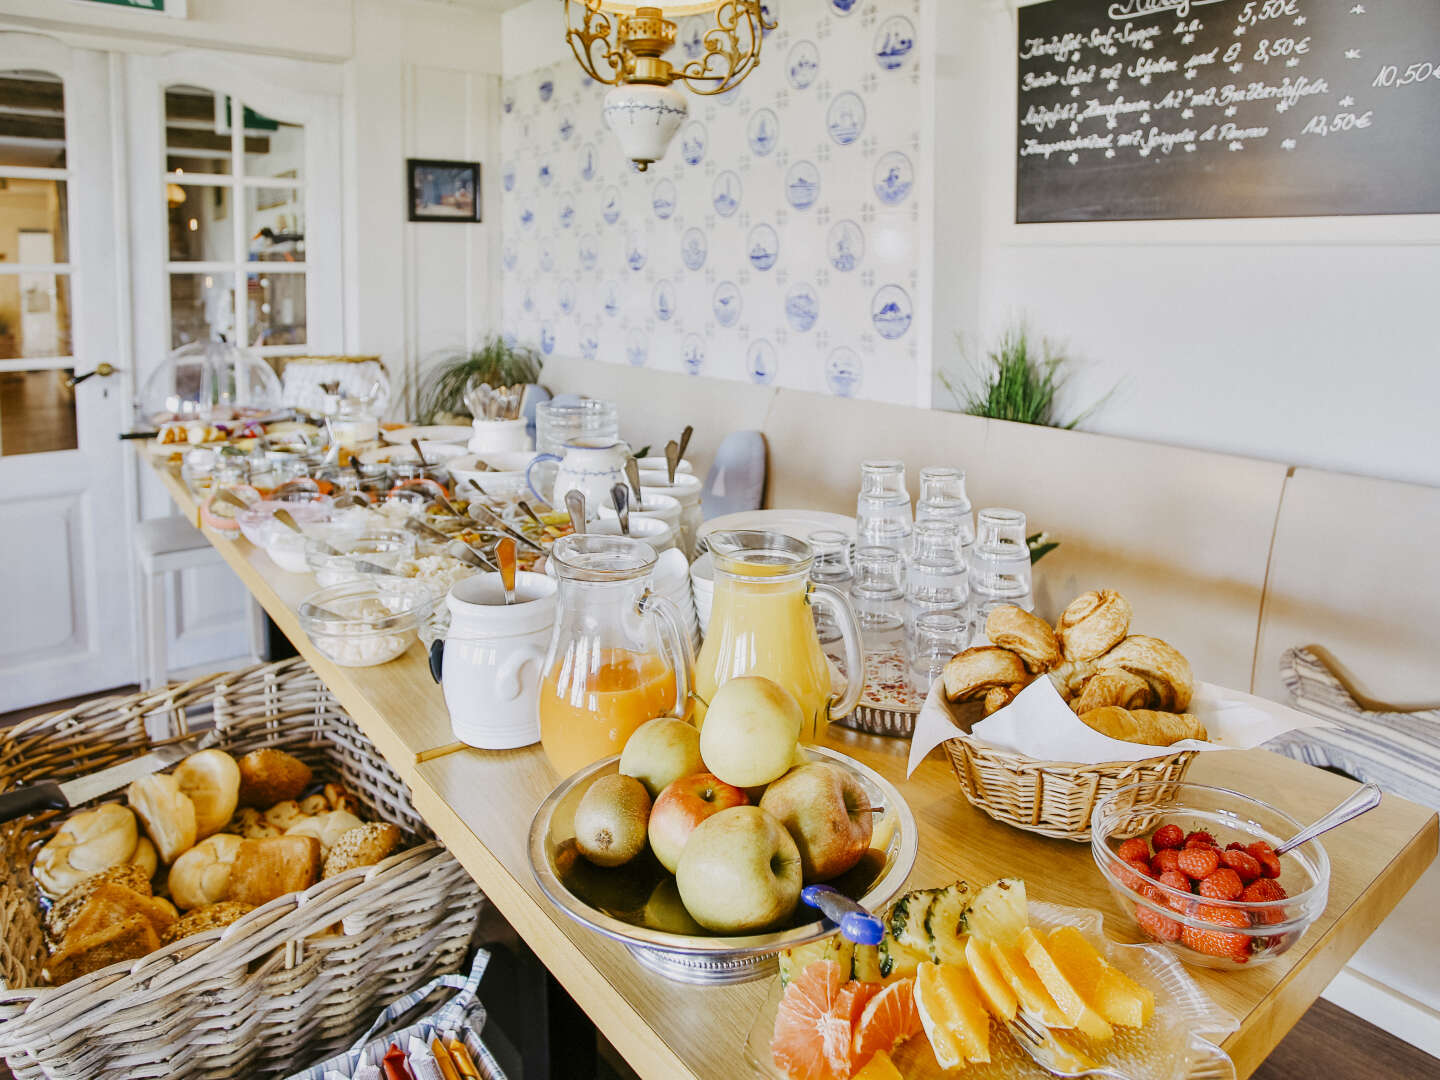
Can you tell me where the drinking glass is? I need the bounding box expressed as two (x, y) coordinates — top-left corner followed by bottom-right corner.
(809, 529), (854, 645)
(908, 612), (968, 697)
(535, 398), (619, 456)
(975, 506), (1027, 550)
(969, 543), (1034, 617)
(851, 545), (905, 656)
(859, 459), (908, 500)
(856, 459), (912, 555)
(905, 520), (969, 627)
(916, 466), (974, 548)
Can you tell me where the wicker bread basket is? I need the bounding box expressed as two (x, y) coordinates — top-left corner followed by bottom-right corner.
(937, 696), (1197, 842)
(0, 658), (483, 1080)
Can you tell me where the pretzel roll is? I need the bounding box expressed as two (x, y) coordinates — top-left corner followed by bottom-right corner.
(34, 804), (140, 898)
(942, 646), (1030, 702)
(1055, 589), (1133, 661)
(1095, 635), (1194, 712)
(1071, 668), (1153, 714)
(984, 605), (1061, 673)
(173, 749), (240, 840)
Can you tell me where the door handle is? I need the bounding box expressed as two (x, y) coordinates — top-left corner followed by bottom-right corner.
(67, 362), (118, 388)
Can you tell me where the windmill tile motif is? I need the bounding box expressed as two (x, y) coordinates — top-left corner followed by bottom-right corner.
(500, 0), (925, 403)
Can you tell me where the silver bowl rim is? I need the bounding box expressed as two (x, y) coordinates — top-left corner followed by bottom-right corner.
(528, 744), (919, 956)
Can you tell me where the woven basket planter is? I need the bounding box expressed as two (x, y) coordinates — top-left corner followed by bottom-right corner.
(0, 658), (483, 1079)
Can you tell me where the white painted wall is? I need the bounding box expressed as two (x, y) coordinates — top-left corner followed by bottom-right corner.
(935, 0), (1440, 489)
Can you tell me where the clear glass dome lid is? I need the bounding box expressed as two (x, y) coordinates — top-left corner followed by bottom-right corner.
(137, 341), (283, 425)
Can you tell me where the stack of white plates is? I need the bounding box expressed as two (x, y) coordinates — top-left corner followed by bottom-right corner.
(689, 551), (714, 635)
(651, 548), (701, 651)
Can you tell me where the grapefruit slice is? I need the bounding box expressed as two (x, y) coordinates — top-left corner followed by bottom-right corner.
(989, 939), (1071, 1029)
(852, 977), (922, 1070)
(852, 1050), (903, 1080)
(914, 962), (992, 1067)
(771, 960), (855, 1080)
(965, 935), (1018, 1021)
(1020, 928), (1114, 1042)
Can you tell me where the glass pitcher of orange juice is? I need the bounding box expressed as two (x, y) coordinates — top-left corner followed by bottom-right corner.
(538, 535), (694, 777)
(694, 531), (864, 742)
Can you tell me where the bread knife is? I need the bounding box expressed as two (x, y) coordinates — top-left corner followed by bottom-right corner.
(0, 732), (213, 822)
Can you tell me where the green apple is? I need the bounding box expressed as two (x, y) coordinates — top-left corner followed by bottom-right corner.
(641, 877), (707, 936)
(619, 716), (704, 799)
(758, 763), (873, 882)
(698, 676), (803, 788)
(675, 806), (802, 934)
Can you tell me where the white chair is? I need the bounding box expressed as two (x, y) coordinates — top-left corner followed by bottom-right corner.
(134, 517), (264, 690)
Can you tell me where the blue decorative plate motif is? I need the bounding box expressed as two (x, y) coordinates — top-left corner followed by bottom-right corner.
(747, 109), (779, 157)
(785, 161), (821, 211)
(519, 207), (535, 228)
(503, 96), (514, 115)
(787, 41), (820, 89)
(652, 280), (676, 322)
(871, 285), (913, 340)
(579, 326), (599, 362)
(601, 186), (621, 225)
(680, 122), (707, 166)
(873, 152), (914, 206)
(827, 92), (866, 146)
(558, 114), (575, 141)
(713, 282), (742, 327)
(748, 224), (779, 271)
(682, 334), (706, 376)
(538, 80), (554, 103)
(603, 281), (620, 317)
(578, 235), (598, 271)
(678, 16), (706, 60)
(652, 180), (676, 221)
(502, 164), (516, 193)
(557, 203), (575, 229)
(826, 347), (862, 396)
(681, 228), (707, 271)
(522, 288), (535, 314)
(712, 171), (742, 217)
(502, 244), (518, 272)
(785, 282), (820, 332)
(747, 339), (777, 385)
(540, 322), (556, 355)
(626, 234), (647, 271)
(538, 162), (553, 187)
(557, 279), (576, 314)
(827, 220), (864, 272)
(579, 144), (597, 182)
(874, 16), (916, 71)
(539, 241), (555, 273)
(829, 0), (858, 15)
(626, 328), (648, 367)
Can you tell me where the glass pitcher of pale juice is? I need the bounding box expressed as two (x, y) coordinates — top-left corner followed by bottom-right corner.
(538, 535), (695, 777)
(694, 531), (864, 742)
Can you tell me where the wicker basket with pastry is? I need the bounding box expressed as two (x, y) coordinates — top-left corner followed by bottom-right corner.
(936, 590), (1208, 841)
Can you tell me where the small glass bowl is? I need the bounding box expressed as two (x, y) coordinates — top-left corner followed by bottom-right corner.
(297, 580), (433, 667)
(237, 496), (334, 573)
(1091, 781), (1330, 969)
(304, 529), (415, 588)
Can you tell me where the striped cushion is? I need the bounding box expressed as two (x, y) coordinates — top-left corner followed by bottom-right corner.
(1267, 647), (1440, 813)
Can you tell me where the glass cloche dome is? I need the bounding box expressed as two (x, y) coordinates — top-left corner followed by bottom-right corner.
(137, 341), (283, 425)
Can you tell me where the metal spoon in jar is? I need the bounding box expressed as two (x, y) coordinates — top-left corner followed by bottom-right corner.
(625, 455), (643, 502)
(410, 438), (429, 467)
(664, 439), (680, 485)
(404, 516), (497, 571)
(497, 537), (518, 606)
(611, 483), (631, 536)
(465, 494), (547, 554)
(1273, 782), (1383, 857)
(564, 489), (587, 537)
(517, 499), (562, 538)
(676, 424), (694, 470)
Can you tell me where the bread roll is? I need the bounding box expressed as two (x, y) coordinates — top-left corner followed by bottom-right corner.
(324, 783), (363, 816)
(46, 915), (158, 986)
(168, 833), (244, 910)
(982, 683), (1029, 716)
(173, 749), (240, 840)
(285, 810), (364, 859)
(1046, 658), (1097, 702)
(34, 803), (140, 898)
(236, 749), (313, 808)
(225, 835), (321, 907)
(127, 773), (198, 865)
(263, 800), (306, 831)
(299, 794), (328, 816)
(162, 900), (254, 945)
(1078, 706), (1208, 746)
(45, 864), (154, 942)
(942, 647), (1030, 702)
(64, 882), (177, 944)
(1095, 635), (1194, 711)
(1055, 590), (1133, 661)
(323, 823), (402, 879)
(984, 606), (1061, 673)
(130, 836), (159, 880)
(1071, 669), (1152, 714)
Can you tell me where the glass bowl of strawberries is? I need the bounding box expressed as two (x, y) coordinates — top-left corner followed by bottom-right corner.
(1090, 781), (1330, 969)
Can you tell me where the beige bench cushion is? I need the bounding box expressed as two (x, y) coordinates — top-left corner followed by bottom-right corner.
(1256, 467), (1440, 708)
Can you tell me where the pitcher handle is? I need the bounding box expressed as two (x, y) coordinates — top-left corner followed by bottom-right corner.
(810, 582), (865, 721)
(639, 591), (694, 722)
(525, 452), (562, 505)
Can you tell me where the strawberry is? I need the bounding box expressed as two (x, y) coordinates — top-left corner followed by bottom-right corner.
(1117, 837), (1152, 864)
(1246, 842), (1283, 879)
(1180, 904), (1252, 961)
(1158, 869), (1192, 894)
(1117, 858), (1153, 891)
(1135, 902), (1182, 942)
(1176, 846), (1220, 881)
(1220, 849), (1263, 884)
(1198, 868), (1244, 901)
(1243, 879), (1289, 924)
(1184, 829), (1219, 849)
(1150, 848), (1182, 876)
(1225, 841), (1248, 851)
(1151, 824), (1185, 851)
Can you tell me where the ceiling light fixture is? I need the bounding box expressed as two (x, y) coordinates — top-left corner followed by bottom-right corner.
(564, 1), (777, 170)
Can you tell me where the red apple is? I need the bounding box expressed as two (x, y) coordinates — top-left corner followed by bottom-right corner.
(647, 772), (749, 872)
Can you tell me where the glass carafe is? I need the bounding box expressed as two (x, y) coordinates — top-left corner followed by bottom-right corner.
(538, 536), (694, 777)
(694, 531), (864, 742)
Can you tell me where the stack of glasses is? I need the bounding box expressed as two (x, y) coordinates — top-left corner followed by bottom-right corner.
(968, 507), (1035, 641)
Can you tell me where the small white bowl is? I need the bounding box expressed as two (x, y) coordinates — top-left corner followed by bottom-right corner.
(636, 455), (693, 476)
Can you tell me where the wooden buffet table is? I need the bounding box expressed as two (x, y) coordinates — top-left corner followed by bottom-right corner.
(153, 460), (1436, 1080)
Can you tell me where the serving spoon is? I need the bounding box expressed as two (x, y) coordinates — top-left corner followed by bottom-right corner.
(1274, 782), (1382, 856)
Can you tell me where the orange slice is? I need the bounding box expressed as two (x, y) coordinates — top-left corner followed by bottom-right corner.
(1094, 965), (1155, 1029)
(1046, 926), (1152, 1028)
(1020, 928), (1113, 1042)
(915, 962), (991, 1067)
(852, 977), (922, 1070)
(989, 939), (1071, 1029)
(965, 935), (1018, 1021)
(771, 960), (853, 1080)
(851, 1049), (903, 1080)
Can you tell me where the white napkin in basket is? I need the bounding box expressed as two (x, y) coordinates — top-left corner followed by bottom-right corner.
(907, 674), (1329, 776)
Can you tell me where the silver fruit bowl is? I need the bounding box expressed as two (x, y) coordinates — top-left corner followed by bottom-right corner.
(528, 745), (918, 985)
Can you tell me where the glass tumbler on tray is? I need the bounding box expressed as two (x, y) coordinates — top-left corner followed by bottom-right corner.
(969, 506), (1034, 624)
(908, 612), (968, 697)
(915, 465), (975, 549)
(855, 459), (912, 556)
(807, 528), (853, 646)
(904, 519), (970, 667)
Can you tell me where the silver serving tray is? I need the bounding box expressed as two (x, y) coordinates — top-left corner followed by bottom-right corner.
(528, 745), (918, 985)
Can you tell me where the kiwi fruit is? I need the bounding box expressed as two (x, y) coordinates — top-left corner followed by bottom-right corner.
(574, 774), (652, 868)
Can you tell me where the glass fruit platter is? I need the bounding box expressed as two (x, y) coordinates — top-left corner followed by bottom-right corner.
(528, 745), (918, 985)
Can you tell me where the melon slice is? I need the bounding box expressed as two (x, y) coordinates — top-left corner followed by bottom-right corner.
(989, 940), (1072, 1030)
(1020, 928), (1114, 1042)
(965, 935), (1018, 1021)
(914, 962), (991, 1067)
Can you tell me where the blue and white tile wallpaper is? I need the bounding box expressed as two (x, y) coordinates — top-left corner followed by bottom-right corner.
(500, 0), (924, 403)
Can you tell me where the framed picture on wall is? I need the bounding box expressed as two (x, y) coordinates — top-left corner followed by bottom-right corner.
(407, 158), (481, 223)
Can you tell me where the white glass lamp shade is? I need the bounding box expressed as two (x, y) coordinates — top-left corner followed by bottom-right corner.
(603, 82), (689, 169)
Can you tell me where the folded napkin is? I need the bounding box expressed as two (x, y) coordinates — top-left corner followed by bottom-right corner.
(907, 674), (1331, 776)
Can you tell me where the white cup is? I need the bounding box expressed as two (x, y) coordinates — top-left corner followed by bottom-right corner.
(468, 417), (532, 454)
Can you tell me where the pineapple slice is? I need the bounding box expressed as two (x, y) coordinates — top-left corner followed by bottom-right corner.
(852, 943), (884, 984)
(963, 878), (1028, 946)
(915, 961), (992, 1066)
(965, 935), (1018, 1021)
(878, 935), (929, 980)
(888, 887), (943, 955)
(1020, 927), (1114, 1042)
(990, 939), (1072, 1029)
(923, 881), (974, 964)
(778, 934), (855, 987)
(1093, 965), (1155, 1029)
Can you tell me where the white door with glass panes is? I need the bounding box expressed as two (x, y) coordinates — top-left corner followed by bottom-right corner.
(125, 52), (342, 672)
(0, 37), (133, 711)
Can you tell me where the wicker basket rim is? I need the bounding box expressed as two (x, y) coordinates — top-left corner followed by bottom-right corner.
(942, 732), (1196, 773)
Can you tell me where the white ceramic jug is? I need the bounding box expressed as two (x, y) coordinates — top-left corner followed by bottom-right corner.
(525, 437), (628, 518)
(434, 571), (557, 749)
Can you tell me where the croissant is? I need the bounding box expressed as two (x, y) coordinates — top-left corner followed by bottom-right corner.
(1055, 590), (1132, 661)
(982, 682), (1031, 715)
(984, 606), (1060, 673)
(1047, 658), (1097, 702)
(1071, 668), (1152, 714)
(1078, 706), (1208, 746)
(943, 647), (1030, 702)
(1095, 635), (1194, 712)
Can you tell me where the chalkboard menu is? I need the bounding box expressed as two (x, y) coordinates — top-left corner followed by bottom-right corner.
(1016, 0), (1440, 222)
